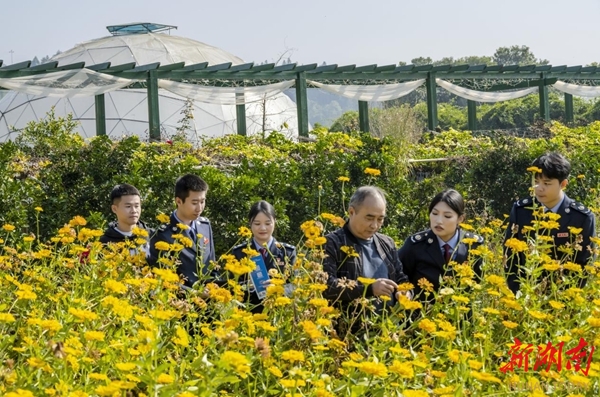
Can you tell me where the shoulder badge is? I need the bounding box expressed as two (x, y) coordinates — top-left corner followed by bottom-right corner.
(464, 231), (484, 244)
(281, 242), (296, 251)
(570, 201), (591, 215)
(232, 242), (249, 251)
(410, 231), (428, 244)
(516, 197), (534, 207)
(198, 216), (210, 223)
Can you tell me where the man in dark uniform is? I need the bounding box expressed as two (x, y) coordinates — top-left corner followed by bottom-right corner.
(100, 183), (153, 255)
(504, 152), (596, 294)
(148, 174), (220, 289)
(322, 186), (412, 335)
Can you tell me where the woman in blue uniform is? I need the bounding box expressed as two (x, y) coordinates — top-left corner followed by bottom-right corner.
(397, 189), (483, 302)
(232, 200), (296, 312)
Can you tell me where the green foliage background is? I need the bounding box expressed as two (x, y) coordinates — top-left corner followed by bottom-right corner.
(1, 112), (600, 254)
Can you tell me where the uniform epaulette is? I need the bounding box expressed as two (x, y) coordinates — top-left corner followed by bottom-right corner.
(410, 230), (430, 243)
(197, 216), (210, 223)
(232, 242), (249, 251)
(569, 201), (591, 215)
(516, 197), (535, 207)
(464, 231), (484, 244)
(280, 242), (296, 251)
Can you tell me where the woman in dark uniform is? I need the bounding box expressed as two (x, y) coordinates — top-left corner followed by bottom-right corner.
(397, 189), (483, 302)
(232, 200), (296, 312)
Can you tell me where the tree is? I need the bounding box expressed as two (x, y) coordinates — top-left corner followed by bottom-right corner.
(410, 57), (433, 66)
(454, 55), (493, 65)
(492, 45), (548, 66)
(31, 56), (40, 67)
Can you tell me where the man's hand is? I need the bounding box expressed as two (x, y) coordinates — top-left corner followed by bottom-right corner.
(372, 278), (398, 297)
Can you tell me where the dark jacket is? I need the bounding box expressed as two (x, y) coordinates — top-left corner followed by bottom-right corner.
(99, 220), (153, 246)
(398, 228), (484, 301)
(323, 223), (409, 303)
(232, 238), (296, 311)
(147, 212), (218, 288)
(504, 194), (596, 293)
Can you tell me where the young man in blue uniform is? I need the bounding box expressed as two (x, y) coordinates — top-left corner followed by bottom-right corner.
(100, 183), (152, 255)
(504, 153), (596, 294)
(148, 174), (220, 289)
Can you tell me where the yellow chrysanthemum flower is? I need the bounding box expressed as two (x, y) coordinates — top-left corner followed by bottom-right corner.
(527, 166), (542, 173)
(156, 213), (170, 224)
(364, 167), (381, 176)
(154, 241), (171, 251)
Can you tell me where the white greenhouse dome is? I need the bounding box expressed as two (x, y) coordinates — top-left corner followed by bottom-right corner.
(0, 23), (300, 142)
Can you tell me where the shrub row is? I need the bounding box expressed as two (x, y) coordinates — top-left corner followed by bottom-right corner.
(1, 112), (599, 254)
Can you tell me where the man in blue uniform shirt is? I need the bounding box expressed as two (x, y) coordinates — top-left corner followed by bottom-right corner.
(504, 152), (596, 294)
(148, 174), (220, 289)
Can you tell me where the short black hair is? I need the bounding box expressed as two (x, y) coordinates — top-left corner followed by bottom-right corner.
(110, 183), (140, 205)
(428, 189), (465, 217)
(175, 174), (208, 202)
(348, 186), (387, 210)
(532, 152), (571, 182)
(248, 200), (276, 223)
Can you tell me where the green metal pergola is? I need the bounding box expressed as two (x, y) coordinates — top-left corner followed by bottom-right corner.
(1, 59), (598, 139)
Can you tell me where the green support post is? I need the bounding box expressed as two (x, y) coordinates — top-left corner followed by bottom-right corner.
(147, 70), (161, 141)
(358, 100), (370, 133)
(565, 93), (574, 124)
(425, 72), (438, 130)
(538, 72), (550, 122)
(295, 72), (309, 137)
(95, 94), (106, 136)
(236, 92), (247, 136)
(467, 100), (477, 131)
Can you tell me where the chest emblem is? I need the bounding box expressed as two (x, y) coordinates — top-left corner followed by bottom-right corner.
(557, 232), (569, 238)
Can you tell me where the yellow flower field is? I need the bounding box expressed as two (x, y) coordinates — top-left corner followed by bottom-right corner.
(0, 201), (599, 397)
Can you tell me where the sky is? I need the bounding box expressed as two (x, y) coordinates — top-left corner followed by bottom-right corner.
(2, 0), (600, 67)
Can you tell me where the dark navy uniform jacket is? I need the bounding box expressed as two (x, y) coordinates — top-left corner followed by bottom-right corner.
(99, 220), (153, 255)
(398, 228), (483, 301)
(100, 220), (153, 245)
(231, 239), (296, 311)
(147, 212), (218, 288)
(504, 194), (596, 293)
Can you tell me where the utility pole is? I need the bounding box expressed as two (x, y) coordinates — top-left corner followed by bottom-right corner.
(9, 50), (14, 64)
